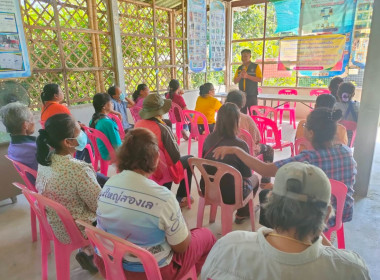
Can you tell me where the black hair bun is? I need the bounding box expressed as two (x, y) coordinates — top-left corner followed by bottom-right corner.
(332, 109), (343, 122)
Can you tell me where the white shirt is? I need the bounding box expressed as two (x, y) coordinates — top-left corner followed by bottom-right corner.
(201, 227), (370, 280)
(97, 170), (189, 272)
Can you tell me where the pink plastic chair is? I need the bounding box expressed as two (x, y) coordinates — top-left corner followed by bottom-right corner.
(83, 126), (117, 176)
(108, 113), (125, 140)
(18, 186), (90, 280)
(277, 88), (297, 129)
(339, 120), (357, 148)
(76, 220), (197, 280)
(324, 179), (348, 249)
(183, 110), (210, 158)
(238, 129), (255, 156)
(168, 102), (187, 144)
(5, 155), (38, 242)
(309, 89), (330, 108)
(294, 137), (314, 155)
(249, 105), (277, 123)
(252, 116), (294, 156)
(189, 158), (255, 236)
(129, 106), (142, 123)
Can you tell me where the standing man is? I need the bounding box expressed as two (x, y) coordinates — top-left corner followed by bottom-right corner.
(234, 49), (263, 114)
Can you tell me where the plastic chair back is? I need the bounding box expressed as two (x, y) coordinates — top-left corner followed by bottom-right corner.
(83, 126), (117, 176)
(294, 137), (314, 155)
(310, 89), (330, 96)
(129, 106), (142, 123)
(183, 110), (210, 157)
(76, 220), (163, 280)
(108, 113), (125, 140)
(249, 105), (277, 122)
(238, 129), (255, 156)
(324, 179), (348, 249)
(5, 155), (37, 192)
(168, 102), (187, 144)
(277, 88), (297, 108)
(339, 120), (357, 148)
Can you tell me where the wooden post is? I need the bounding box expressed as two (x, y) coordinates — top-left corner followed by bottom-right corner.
(87, 0), (101, 93)
(169, 11), (176, 80)
(182, 0), (189, 89)
(152, 0), (160, 92)
(224, 1), (232, 92)
(106, 0), (126, 94)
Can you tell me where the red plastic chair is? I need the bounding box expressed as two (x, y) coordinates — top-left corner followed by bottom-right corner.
(18, 186), (90, 280)
(249, 105), (277, 123)
(130, 106), (142, 123)
(277, 88), (297, 129)
(108, 113), (125, 140)
(294, 137), (314, 155)
(324, 179), (348, 249)
(252, 116), (294, 156)
(238, 129), (255, 156)
(183, 110), (210, 158)
(76, 220), (197, 280)
(5, 155), (38, 242)
(83, 126), (117, 176)
(309, 89), (330, 109)
(189, 158), (255, 236)
(168, 102), (187, 144)
(339, 120), (357, 148)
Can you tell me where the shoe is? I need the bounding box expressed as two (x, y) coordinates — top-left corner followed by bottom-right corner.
(234, 216), (247, 224)
(181, 129), (189, 141)
(75, 252), (98, 274)
(179, 196), (194, 208)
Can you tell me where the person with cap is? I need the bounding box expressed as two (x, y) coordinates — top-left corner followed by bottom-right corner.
(201, 162), (370, 280)
(233, 49), (263, 114)
(213, 108), (356, 230)
(134, 93), (193, 207)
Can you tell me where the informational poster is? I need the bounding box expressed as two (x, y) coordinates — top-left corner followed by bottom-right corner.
(351, 0), (373, 68)
(209, 0), (225, 71)
(0, 0), (31, 78)
(299, 0), (356, 77)
(278, 34), (345, 71)
(187, 0), (207, 73)
(270, 0), (301, 34)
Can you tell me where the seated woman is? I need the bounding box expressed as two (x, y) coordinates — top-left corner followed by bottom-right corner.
(0, 102), (37, 184)
(226, 90), (274, 185)
(135, 94), (193, 207)
(296, 94), (348, 151)
(108, 85), (135, 131)
(213, 108), (356, 229)
(95, 128), (216, 280)
(35, 113), (101, 272)
(201, 162), (370, 280)
(40, 84), (71, 122)
(89, 93), (122, 160)
(195, 83), (222, 134)
(132, 83), (150, 108)
(165, 79), (189, 140)
(202, 103), (259, 224)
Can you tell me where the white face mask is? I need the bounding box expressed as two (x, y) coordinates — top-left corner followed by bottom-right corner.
(66, 130), (88, 151)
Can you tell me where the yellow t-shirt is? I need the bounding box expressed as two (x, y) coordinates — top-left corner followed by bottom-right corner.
(195, 95), (222, 124)
(234, 63), (262, 91)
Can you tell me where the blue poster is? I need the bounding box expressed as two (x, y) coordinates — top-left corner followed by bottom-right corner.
(187, 0), (207, 73)
(209, 1), (225, 71)
(300, 0), (357, 78)
(0, 0), (31, 79)
(271, 0), (301, 34)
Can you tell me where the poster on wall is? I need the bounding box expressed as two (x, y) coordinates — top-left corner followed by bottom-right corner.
(299, 0), (356, 77)
(278, 34), (345, 71)
(209, 0), (225, 71)
(270, 0), (301, 34)
(0, 0), (31, 79)
(187, 0), (207, 73)
(351, 0), (373, 68)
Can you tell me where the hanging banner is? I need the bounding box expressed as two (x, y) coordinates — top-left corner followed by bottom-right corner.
(351, 0), (373, 68)
(278, 34), (345, 71)
(187, 0), (207, 73)
(299, 0), (356, 77)
(270, 0), (301, 34)
(209, 0), (225, 71)
(0, 0), (31, 78)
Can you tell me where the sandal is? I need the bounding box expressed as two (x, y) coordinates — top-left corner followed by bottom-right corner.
(75, 252), (98, 274)
(179, 196), (194, 208)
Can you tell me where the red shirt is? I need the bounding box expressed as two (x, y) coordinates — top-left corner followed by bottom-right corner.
(41, 101), (71, 122)
(165, 93), (187, 109)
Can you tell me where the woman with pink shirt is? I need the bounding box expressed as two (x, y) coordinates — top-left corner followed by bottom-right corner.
(132, 84), (150, 108)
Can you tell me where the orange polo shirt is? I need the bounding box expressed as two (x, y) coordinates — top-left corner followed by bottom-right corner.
(41, 101), (71, 122)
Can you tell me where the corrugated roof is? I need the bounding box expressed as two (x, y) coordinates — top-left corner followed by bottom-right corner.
(155, 0), (182, 9)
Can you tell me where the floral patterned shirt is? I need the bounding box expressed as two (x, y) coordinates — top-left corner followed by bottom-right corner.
(36, 154), (101, 243)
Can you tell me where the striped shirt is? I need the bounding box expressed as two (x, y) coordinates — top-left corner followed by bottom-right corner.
(275, 145), (356, 227)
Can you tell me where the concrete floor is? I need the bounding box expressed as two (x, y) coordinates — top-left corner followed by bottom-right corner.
(0, 118), (379, 279)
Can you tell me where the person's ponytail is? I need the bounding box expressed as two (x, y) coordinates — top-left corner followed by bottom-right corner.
(331, 109), (343, 122)
(36, 129), (52, 166)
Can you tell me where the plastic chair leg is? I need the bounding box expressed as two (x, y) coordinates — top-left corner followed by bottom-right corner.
(176, 123), (181, 145)
(220, 207), (233, 236)
(187, 136), (192, 155)
(198, 135), (205, 158)
(183, 170), (191, 209)
(279, 110), (283, 124)
(30, 208), (37, 242)
(337, 224), (346, 249)
(196, 198), (205, 228)
(40, 230), (50, 280)
(54, 245), (72, 280)
(291, 111), (296, 129)
(248, 200), (255, 232)
(100, 160), (109, 177)
(209, 205), (217, 223)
